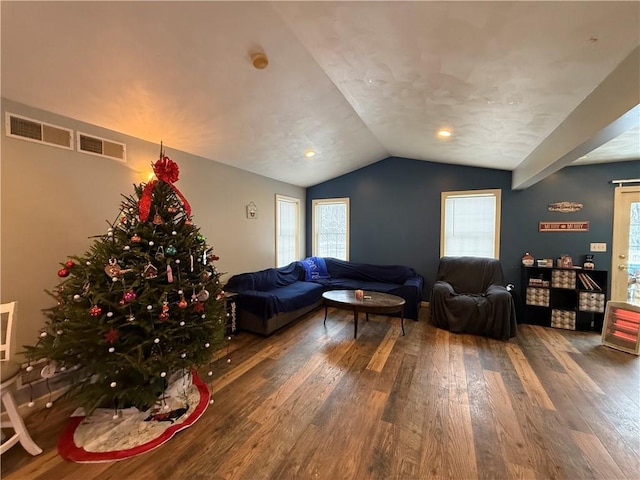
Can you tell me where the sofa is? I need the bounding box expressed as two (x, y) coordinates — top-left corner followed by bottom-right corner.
(430, 256), (517, 340)
(224, 257), (424, 335)
(223, 262), (324, 336)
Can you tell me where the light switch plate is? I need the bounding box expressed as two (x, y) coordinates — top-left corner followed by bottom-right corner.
(590, 242), (607, 252)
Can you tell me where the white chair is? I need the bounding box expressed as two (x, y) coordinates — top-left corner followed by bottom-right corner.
(1, 301), (42, 455)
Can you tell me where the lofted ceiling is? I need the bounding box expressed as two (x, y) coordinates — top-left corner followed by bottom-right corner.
(2, 1), (639, 188)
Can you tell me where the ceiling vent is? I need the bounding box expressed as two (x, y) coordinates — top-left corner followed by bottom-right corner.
(77, 132), (126, 163)
(5, 112), (73, 150)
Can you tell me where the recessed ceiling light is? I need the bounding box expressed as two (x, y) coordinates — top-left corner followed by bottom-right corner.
(437, 129), (452, 138)
(305, 150), (316, 158)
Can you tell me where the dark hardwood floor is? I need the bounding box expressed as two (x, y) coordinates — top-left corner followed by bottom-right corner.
(2, 307), (639, 479)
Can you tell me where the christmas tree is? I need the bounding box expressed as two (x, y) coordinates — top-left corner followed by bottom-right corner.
(25, 149), (226, 414)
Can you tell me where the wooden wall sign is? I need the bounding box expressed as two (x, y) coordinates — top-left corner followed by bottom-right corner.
(539, 221), (589, 232)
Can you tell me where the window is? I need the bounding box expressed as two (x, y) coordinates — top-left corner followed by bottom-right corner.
(312, 198), (350, 260)
(441, 189), (501, 258)
(275, 195), (300, 267)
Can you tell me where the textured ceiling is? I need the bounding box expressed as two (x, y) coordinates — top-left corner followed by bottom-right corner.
(2, 1), (639, 188)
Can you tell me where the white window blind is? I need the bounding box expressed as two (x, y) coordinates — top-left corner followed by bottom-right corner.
(313, 198), (349, 260)
(441, 190), (501, 258)
(276, 195), (299, 267)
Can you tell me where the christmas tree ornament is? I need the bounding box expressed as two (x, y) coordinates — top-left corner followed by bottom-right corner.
(89, 305), (103, 317)
(127, 314), (135, 322)
(105, 328), (119, 343)
(73, 294), (81, 301)
(107, 311), (114, 318)
(122, 290), (137, 303)
(58, 268), (70, 277)
(104, 259), (121, 277)
(46, 402), (53, 409)
(41, 363), (57, 378)
(197, 289), (210, 302)
(123, 245), (131, 251)
(166, 245), (177, 256)
(131, 234), (142, 243)
(171, 230), (177, 236)
(25, 365), (34, 372)
(201, 270), (212, 281)
(110, 382), (117, 388)
(86, 261), (92, 266)
(193, 302), (205, 313)
(39, 332), (47, 338)
(167, 206), (177, 214)
(154, 338), (160, 344)
(159, 299), (169, 321)
(65, 260), (76, 268)
(108, 347), (115, 353)
(142, 262), (158, 279)
(160, 371), (167, 378)
(177, 297), (188, 309)
(179, 321), (185, 327)
(57, 329), (63, 335)
(166, 264), (174, 283)
(175, 259), (180, 264)
(205, 343), (210, 348)
(149, 241), (155, 247)
(180, 353), (186, 359)
(196, 234), (205, 243)
(146, 305), (153, 311)
(155, 247), (165, 261)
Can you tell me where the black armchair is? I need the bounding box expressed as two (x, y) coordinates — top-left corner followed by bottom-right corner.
(430, 256), (517, 340)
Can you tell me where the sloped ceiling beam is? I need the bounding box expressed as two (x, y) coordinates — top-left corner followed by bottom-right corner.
(512, 46), (640, 190)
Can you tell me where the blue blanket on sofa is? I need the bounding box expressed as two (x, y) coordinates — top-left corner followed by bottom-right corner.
(300, 256), (330, 281)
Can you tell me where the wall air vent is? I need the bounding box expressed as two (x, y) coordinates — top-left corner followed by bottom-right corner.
(77, 132), (126, 163)
(5, 112), (73, 150)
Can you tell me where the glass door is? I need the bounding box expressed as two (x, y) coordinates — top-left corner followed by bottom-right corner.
(611, 186), (640, 304)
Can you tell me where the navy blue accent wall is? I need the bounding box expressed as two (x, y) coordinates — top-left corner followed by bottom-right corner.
(306, 157), (639, 298)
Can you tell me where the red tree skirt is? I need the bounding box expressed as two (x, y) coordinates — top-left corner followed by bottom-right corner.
(58, 371), (209, 463)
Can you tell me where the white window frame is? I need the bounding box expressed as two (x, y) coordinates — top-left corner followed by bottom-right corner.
(312, 198), (350, 260)
(275, 194), (300, 267)
(440, 189), (501, 258)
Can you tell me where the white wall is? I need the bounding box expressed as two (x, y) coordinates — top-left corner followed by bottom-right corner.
(1, 99), (305, 355)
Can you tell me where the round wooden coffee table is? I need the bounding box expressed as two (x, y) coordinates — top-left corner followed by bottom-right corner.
(322, 290), (405, 339)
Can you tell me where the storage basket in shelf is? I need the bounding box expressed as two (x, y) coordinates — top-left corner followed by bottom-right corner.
(551, 309), (576, 330)
(526, 287), (550, 307)
(601, 302), (640, 355)
(578, 292), (606, 313)
(551, 269), (576, 289)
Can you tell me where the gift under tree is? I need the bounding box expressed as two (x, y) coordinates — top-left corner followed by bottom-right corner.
(25, 149), (226, 415)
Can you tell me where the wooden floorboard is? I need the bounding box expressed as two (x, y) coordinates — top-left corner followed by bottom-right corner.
(2, 308), (639, 479)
